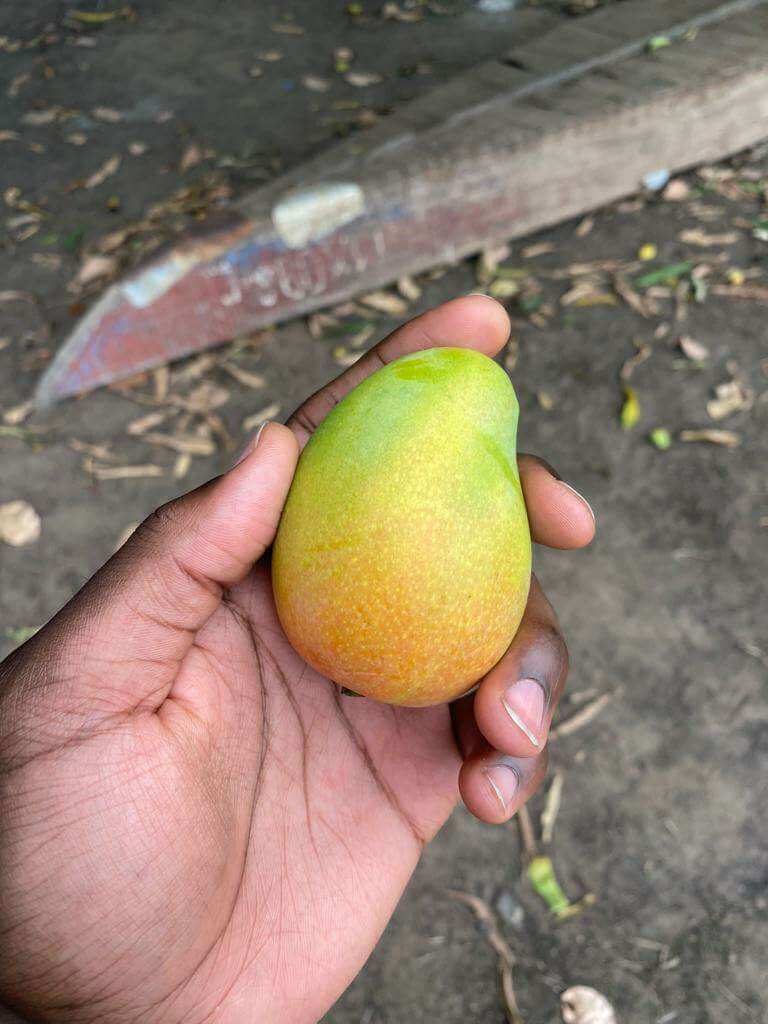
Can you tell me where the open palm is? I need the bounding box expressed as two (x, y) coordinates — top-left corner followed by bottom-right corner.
(0, 297), (594, 1024)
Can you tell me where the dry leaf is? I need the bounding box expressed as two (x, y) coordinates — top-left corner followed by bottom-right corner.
(678, 336), (709, 361)
(0, 289), (34, 304)
(144, 432), (216, 456)
(522, 241), (556, 258)
(21, 107), (61, 126)
(679, 228), (739, 247)
(663, 178), (690, 201)
(70, 439), (118, 462)
(153, 365), (170, 399)
(397, 275), (421, 301)
(180, 143), (203, 173)
(349, 324), (375, 348)
(0, 500), (41, 547)
(89, 463), (165, 480)
(271, 21), (304, 34)
(333, 48), (353, 74)
(0, 130), (20, 142)
(127, 410), (171, 435)
(174, 382), (230, 414)
(333, 345), (363, 366)
(679, 429), (740, 447)
(85, 154), (121, 189)
(307, 312), (340, 338)
(620, 344), (651, 381)
(575, 216), (594, 237)
(172, 355), (216, 384)
(675, 280), (690, 322)
(92, 106), (123, 122)
(222, 363), (266, 389)
(115, 521), (140, 550)
(173, 452), (192, 479)
(478, 243), (511, 283)
(382, 1), (423, 20)
(75, 253), (118, 286)
(2, 400), (33, 425)
(555, 260), (623, 279)
(243, 402), (282, 432)
(562, 282), (617, 308)
(31, 253), (62, 270)
(202, 412), (233, 451)
(614, 274), (657, 317)
(345, 71), (383, 87)
(712, 284), (768, 301)
(360, 290), (407, 316)
(561, 986), (617, 1024)
(256, 49), (283, 61)
(8, 72), (31, 98)
(504, 338), (518, 372)
(66, 131), (88, 146)
(707, 380), (752, 420)
(302, 75), (331, 92)
(128, 140), (147, 156)
(248, 65), (264, 78)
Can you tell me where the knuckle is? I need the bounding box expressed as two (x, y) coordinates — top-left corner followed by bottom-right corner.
(142, 498), (188, 544)
(535, 620), (569, 676)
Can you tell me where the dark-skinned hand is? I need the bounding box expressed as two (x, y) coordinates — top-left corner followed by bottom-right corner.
(0, 297), (594, 1024)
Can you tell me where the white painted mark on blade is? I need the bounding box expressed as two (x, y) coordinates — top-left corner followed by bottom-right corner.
(272, 182), (365, 249)
(123, 251), (200, 308)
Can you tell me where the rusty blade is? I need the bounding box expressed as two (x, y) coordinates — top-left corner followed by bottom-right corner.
(34, 0), (768, 404)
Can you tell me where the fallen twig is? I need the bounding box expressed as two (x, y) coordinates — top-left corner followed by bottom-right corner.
(541, 773), (564, 845)
(449, 891), (523, 1024)
(551, 693), (613, 740)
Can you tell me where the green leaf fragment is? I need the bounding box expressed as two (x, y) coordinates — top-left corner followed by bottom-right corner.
(648, 35), (671, 52)
(649, 427), (672, 450)
(6, 626), (38, 646)
(62, 227), (85, 252)
(635, 261), (694, 289)
(620, 386), (641, 430)
(518, 293), (544, 314)
(488, 278), (520, 299)
(527, 856), (571, 916)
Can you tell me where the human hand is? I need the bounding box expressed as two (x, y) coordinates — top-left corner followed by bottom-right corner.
(0, 296), (594, 1024)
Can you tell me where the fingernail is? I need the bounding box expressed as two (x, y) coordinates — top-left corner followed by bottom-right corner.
(535, 457), (563, 481)
(502, 679), (546, 748)
(560, 481), (596, 524)
(233, 420), (272, 467)
(483, 764), (520, 814)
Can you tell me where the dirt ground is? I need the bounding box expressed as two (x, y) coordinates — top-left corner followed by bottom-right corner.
(1, 3), (767, 1023)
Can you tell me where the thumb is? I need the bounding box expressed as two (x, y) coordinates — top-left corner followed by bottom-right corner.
(51, 422), (298, 712)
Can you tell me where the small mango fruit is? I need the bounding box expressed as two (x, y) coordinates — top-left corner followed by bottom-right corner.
(272, 347), (531, 706)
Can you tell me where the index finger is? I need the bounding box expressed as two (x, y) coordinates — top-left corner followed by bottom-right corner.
(287, 294), (510, 448)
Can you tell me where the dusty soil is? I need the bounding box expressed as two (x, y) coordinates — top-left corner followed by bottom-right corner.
(1, 3), (767, 1023)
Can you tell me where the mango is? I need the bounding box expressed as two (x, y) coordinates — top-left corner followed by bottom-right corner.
(272, 347), (531, 707)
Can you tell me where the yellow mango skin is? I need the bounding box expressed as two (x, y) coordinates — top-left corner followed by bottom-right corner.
(272, 347), (532, 707)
